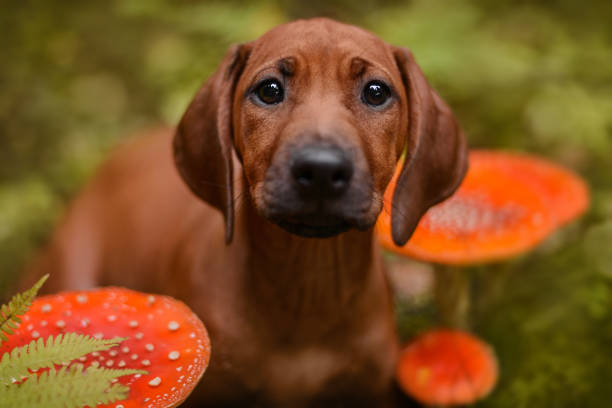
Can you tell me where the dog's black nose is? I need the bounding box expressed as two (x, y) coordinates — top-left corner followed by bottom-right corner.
(291, 146), (353, 198)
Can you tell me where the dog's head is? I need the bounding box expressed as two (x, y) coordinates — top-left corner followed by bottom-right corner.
(174, 18), (467, 245)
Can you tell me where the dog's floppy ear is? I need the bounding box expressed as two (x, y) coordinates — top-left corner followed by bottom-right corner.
(174, 44), (250, 244)
(391, 48), (468, 246)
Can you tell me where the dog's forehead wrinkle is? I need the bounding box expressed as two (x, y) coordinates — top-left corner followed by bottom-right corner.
(277, 57), (296, 76)
(249, 24), (392, 75)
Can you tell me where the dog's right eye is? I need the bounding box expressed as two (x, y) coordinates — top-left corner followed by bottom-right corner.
(362, 81), (392, 108)
(254, 79), (284, 105)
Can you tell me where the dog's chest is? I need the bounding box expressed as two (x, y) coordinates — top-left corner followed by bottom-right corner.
(261, 347), (346, 399)
(250, 333), (396, 405)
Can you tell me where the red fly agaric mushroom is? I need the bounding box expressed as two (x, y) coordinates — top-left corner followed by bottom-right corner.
(376, 149), (589, 327)
(397, 329), (498, 406)
(377, 149), (588, 265)
(0, 287), (211, 408)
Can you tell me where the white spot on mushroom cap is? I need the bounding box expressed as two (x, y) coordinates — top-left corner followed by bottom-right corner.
(168, 351), (180, 361)
(168, 321), (180, 331)
(56, 320), (66, 328)
(129, 320), (139, 328)
(147, 295), (155, 306)
(135, 332), (144, 339)
(41, 304), (52, 313)
(148, 377), (162, 387)
(31, 331), (40, 338)
(131, 354), (138, 360)
(107, 315), (117, 322)
(145, 343), (154, 352)
(121, 346), (129, 353)
(142, 359), (151, 367)
(109, 350), (118, 357)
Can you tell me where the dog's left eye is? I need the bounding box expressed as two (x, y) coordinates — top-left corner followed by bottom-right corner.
(255, 79), (284, 105)
(362, 81), (391, 107)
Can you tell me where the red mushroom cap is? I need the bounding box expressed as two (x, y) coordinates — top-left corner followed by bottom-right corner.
(474, 150), (589, 227)
(397, 329), (498, 406)
(0, 287), (211, 408)
(377, 150), (589, 265)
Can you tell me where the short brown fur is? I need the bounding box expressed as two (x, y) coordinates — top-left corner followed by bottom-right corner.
(23, 18), (467, 407)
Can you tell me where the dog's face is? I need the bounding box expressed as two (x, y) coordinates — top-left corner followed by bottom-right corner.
(174, 18), (467, 244)
(233, 22), (406, 238)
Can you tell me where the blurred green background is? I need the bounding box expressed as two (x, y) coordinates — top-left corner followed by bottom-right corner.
(1, 0), (612, 406)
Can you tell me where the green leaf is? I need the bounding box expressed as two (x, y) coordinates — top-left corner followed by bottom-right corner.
(0, 275), (48, 344)
(0, 333), (126, 385)
(0, 364), (145, 408)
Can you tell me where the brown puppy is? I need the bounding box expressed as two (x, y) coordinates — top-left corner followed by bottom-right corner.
(24, 18), (467, 407)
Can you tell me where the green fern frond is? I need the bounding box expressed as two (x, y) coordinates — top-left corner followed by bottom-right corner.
(0, 333), (126, 384)
(0, 364), (146, 408)
(0, 274), (48, 343)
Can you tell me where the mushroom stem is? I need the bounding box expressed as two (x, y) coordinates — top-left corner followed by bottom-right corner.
(476, 262), (514, 313)
(434, 265), (471, 329)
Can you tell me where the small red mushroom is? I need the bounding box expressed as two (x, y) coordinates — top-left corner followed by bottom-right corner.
(0, 287), (211, 408)
(397, 329), (498, 406)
